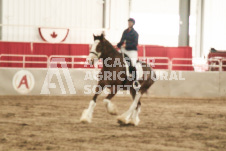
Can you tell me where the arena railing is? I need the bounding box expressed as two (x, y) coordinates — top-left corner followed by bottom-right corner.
(48, 55), (171, 69)
(171, 58), (223, 71)
(171, 58), (194, 71)
(139, 57), (170, 70)
(0, 54), (48, 68)
(222, 58), (226, 70)
(48, 55), (88, 68)
(0, 54), (225, 71)
(208, 57), (223, 71)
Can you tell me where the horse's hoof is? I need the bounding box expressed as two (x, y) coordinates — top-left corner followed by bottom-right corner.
(80, 118), (91, 123)
(128, 119), (139, 126)
(104, 99), (118, 115)
(117, 119), (127, 126)
(109, 112), (118, 115)
(80, 109), (92, 123)
(117, 116), (128, 125)
(117, 119), (135, 126)
(80, 116), (92, 123)
(108, 105), (118, 115)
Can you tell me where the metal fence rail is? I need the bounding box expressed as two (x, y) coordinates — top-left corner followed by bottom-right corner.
(0, 54), (226, 71)
(0, 54), (48, 68)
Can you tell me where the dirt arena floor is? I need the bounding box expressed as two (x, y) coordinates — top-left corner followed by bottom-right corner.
(0, 96), (226, 151)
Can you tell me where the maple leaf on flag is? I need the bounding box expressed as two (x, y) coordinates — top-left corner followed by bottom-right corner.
(51, 31), (57, 38)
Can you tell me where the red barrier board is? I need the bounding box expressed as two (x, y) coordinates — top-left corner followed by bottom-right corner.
(0, 42), (193, 70)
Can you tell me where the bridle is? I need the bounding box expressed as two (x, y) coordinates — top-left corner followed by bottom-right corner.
(89, 41), (102, 59)
(89, 51), (99, 58)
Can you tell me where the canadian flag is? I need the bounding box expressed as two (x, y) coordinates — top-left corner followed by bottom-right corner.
(38, 27), (69, 43)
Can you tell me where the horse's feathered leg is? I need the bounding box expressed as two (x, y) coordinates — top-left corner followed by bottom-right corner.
(103, 87), (118, 115)
(128, 100), (141, 126)
(126, 89), (141, 125)
(80, 83), (104, 123)
(117, 92), (141, 126)
(80, 100), (96, 123)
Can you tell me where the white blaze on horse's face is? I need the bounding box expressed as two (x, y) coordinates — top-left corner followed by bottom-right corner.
(87, 40), (100, 65)
(89, 40), (100, 59)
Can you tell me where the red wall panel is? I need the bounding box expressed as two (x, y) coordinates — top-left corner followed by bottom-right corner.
(0, 41), (31, 55)
(166, 47), (193, 70)
(32, 43), (90, 56)
(0, 42), (193, 70)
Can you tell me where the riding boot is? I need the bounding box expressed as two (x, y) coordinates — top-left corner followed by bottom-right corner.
(129, 66), (141, 89)
(129, 66), (135, 78)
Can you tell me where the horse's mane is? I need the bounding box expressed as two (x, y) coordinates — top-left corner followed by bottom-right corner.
(103, 39), (120, 55)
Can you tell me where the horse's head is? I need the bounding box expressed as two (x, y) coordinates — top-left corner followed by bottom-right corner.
(87, 33), (104, 65)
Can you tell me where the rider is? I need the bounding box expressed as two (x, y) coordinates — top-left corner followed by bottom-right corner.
(117, 18), (140, 88)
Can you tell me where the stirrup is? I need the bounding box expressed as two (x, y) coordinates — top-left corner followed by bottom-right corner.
(133, 80), (141, 90)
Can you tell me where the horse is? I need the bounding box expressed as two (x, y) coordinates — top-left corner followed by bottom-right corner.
(80, 34), (155, 126)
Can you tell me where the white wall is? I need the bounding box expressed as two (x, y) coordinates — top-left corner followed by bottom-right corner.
(2, 0), (103, 43)
(129, 0), (226, 57)
(2, 0), (226, 54)
(130, 0), (180, 46)
(202, 0), (226, 56)
(1, 0), (130, 44)
(105, 0), (129, 45)
(190, 0), (226, 58)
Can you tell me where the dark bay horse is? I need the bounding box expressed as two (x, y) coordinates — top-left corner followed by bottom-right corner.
(80, 34), (155, 126)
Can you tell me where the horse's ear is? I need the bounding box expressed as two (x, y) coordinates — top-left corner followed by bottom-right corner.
(93, 34), (96, 40)
(100, 33), (104, 41)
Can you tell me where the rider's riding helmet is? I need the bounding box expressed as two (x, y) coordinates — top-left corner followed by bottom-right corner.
(128, 18), (135, 25)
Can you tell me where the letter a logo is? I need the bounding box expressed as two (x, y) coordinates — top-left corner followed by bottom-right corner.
(17, 75), (29, 89)
(13, 70), (35, 94)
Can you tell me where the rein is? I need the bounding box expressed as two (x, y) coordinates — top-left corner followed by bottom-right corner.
(89, 41), (106, 59)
